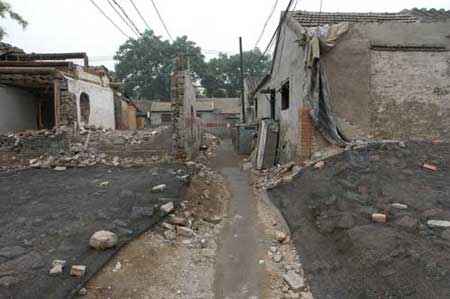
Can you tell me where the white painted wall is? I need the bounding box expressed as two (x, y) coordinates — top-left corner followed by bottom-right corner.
(0, 85), (37, 134)
(67, 78), (115, 129)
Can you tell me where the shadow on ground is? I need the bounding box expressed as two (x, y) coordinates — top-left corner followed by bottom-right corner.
(269, 142), (450, 299)
(0, 164), (189, 299)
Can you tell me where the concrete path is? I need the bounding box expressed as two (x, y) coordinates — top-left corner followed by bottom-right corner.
(212, 139), (261, 299)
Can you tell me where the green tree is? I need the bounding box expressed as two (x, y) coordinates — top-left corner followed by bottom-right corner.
(201, 48), (271, 98)
(114, 30), (206, 100)
(0, 1), (27, 40)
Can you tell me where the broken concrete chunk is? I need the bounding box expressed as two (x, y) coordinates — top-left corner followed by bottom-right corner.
(186, 161), (196, 167)
(49, 264), (64, 276)
(313, 161), (325, 169)
(78, 287), (88, 296)
(89, 230), (118, 250)
(152, 184), (167, 193)
(168, 215), (189, 226)
(392, 203), (408, 210)
(177, 226), (195, 237)
(273, 254), (283, 263)
(70, 265), (86, 277)
(283, 270), (305, 292)
(427, 220), (450, 228)
(160, 202), (175, 214)
(53, 166), (67, 171)
(204, 216), (222, 225)
(422, 163), (438, 171)
(163, 230), (177, 240)
(275, 231), (287, 243)
(161, 222), (175, 230)
(242, 162), (252, 171)
(52, 259), (66, 267)
(372, 213), (387, 223)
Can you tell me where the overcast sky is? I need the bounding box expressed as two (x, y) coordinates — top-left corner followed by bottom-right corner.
(2, 0), (449, 69)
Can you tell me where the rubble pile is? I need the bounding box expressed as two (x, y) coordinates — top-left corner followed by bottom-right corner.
(0, 128), (64, 150)
(80, 125), (167, 147)
(253, 161), (302, 190)
(196, 132), (220, 164)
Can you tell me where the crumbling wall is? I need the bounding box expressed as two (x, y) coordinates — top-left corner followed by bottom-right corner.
(66, 78), (115, 129)
(0, 85), (38, 134)
(59, 90), (77, 127)
(323, 21), (450, 141)
(370, 50), (450, 140)
(171, 70), (200, 159)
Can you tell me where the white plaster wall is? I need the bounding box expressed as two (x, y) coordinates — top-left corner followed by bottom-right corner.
(67, 78), (115, 129)
(259, 20), (306, 162)
(0, 85), (37, 134)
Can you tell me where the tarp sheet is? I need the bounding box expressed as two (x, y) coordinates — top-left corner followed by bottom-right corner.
(288, 19), (350, 145)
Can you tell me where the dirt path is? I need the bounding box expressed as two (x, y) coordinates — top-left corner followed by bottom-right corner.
(211, 140), (263, 299)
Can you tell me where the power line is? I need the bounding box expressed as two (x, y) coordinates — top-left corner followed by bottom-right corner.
(89, 0), (131, 39)
(149, 0), (174, 42)
(255, 0), (280, 49)
(260, 0), (296, 59)
(130, 0), (151, 31)
(107, 0), (140, 37)
(111, 0), (143, 37)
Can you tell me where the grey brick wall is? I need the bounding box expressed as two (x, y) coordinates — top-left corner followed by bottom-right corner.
(370, 50), (450, 140)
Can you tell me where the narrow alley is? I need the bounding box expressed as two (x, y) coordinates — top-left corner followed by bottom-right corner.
(1, 1), (450, 299)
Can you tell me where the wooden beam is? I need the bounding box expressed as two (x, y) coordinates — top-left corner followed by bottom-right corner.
(53, 79), (61, 128)
(4, 52), (88, 62)
(0, 67), (59, 75)
(0, 61), (74, 68)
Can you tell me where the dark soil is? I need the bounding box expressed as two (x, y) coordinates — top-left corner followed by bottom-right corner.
(0, 164), (189, 299)
(269, 142), (450, 299)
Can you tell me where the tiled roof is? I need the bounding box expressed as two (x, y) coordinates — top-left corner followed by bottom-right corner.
(293, 11), (417, 27)
(133, 100), (153, 112)
(150, 102), (172, 112)
(196, 101), (214, 112)
(292, 9), (450, 27)
(211, 98), (241, 114)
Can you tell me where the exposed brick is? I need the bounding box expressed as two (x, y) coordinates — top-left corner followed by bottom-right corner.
(297, 108), (314, 164)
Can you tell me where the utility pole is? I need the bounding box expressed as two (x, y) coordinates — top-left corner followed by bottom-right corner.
(239, 37), (246, 123)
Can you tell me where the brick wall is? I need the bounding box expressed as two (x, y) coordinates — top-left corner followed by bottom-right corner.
(59, 91), (77, 127)
(297, 108), (314, 164)
(370, 50), (450, 140)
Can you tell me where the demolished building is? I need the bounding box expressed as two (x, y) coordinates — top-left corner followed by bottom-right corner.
(0, 43), (116, 134)
(250, 8), (450, 166)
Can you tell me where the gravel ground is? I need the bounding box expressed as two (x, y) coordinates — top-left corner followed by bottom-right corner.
(85, 169), (229, 299)
(0, 164), (189, 299)
(269, 142), (450, 299)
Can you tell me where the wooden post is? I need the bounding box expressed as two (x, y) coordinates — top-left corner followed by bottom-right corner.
(53, 79), (61, 128)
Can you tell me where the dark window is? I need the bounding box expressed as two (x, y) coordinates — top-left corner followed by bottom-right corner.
(161, 113), (172, 123)
(270, 90), (276, 118)
(80, 92), (90, 124)
(281, 81), (289, 111)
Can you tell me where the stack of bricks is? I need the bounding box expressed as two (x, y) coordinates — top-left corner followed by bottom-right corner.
(59, 91), (77, 127)
(297, 107), (314, 165)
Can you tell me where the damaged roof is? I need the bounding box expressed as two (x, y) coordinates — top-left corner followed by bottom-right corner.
(293, 8), (450, 27)
(133, 100), (153, 113)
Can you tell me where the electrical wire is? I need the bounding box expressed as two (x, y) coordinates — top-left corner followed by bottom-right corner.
(111, 0), (143, 37)
(259, 0), (296, 60)
(89, 0), (131, 39)
(130, 0), (151, 31)
(255, 0), (280, 49)
(149, 0), (174, 42)
(106, 0), (140, 37)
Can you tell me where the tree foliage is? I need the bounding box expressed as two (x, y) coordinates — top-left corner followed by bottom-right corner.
(114, 30), (205, 100)
(202, 48), (271, 97)
(0, 1), (27, 40)
(114, 30), (271, 100)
